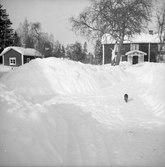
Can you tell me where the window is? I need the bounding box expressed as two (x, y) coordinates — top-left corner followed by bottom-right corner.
(130, 44), (139, 50)
(9, 57), (16, 65)
(27, 58), (31, 63)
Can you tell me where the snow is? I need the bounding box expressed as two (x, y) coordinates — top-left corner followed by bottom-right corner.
(0, 65), (12, 78)
(130, 63), (165, 118)
(130, 33), (159, 43)
(101, 33), (160, 44)
(0, 58), (165, 166)
(0, 58), (127, 96)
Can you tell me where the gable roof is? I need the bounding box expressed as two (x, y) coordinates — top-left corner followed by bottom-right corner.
(126, 50), (147, 56)
(0, 46), (42, 57)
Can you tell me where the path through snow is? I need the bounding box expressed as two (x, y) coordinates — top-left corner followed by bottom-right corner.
(32, 68), (165, 166)
(0, 60), (165, 166)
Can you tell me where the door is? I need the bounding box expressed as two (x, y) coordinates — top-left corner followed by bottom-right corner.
(133, 56), (138, 64)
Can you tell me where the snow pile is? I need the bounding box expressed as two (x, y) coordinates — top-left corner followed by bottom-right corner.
(119, 61), (131, 69)
(0, 57), (127, 96)
(137, 63), (165, 118)
(1, 61), (165, 166)
(0, 83), (112, 166)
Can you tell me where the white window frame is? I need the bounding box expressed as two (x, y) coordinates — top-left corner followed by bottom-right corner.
(9, 57), (16, 65)
(130, 44), (139, 51)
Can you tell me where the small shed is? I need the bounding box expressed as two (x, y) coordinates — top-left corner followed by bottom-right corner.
(0, 46), (42, 67)
(125, 50), (147, 64)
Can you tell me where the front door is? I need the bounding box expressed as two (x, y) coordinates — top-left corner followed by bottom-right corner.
(133, 56), (138, 64)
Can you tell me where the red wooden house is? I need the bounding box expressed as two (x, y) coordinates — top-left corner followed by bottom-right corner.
(102, 33), (165, 64)
(0, 46), (42, 67)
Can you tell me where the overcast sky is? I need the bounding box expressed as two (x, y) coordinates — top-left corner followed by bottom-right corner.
(1, 0), (164, 53)
(1, 0), (93, 51)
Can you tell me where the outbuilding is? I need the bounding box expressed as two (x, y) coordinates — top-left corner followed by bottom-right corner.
(125, 50), (147, 64)
(0, 46), (42, 67)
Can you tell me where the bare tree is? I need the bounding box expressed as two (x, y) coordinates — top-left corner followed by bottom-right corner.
(16, 19), (57, 58)
(30, 22), (42, 54)
(70, 0), (153, 65)
(156, 2), (165, 62)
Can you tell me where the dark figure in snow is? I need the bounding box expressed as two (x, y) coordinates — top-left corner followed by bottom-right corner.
(124, 94), (128, 102)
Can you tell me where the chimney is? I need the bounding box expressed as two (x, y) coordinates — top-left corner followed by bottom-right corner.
(149, 30), (153, 35)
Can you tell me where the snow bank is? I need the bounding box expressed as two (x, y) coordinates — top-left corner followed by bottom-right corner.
(1, 61), (165, 166)
(0, 58), (127, 96)
(136, 63), (165, 118)
(0, 83), (112, 166)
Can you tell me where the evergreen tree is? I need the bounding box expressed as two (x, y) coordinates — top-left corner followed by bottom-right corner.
(0, 4), (14, 51)
(61, 45), (65, 58)
(55, 44), (61, 58)
(94, 39), (102, 64)
(83, 42), (88, 54)
(13, 31), (21, 46)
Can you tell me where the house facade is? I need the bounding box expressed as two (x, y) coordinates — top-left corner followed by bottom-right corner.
(102, 33), (165, 65)
(0, 46), (42, 67)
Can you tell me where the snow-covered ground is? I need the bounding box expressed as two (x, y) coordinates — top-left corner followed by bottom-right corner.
(0, 65), (13, 78)
(0, 58), (165, 166)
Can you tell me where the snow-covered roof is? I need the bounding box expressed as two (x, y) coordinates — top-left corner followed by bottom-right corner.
(130, 33), (159, 43)
(0, 46), (42, 57)
(125, 50), (147, 56)
(101, 33), (160, 44)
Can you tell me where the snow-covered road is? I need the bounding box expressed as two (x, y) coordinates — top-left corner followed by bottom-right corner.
(0, 59), (165, 166)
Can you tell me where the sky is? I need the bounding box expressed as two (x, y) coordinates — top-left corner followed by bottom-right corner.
(1, 0), (94, 51)
(1, 0), (164, 53)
